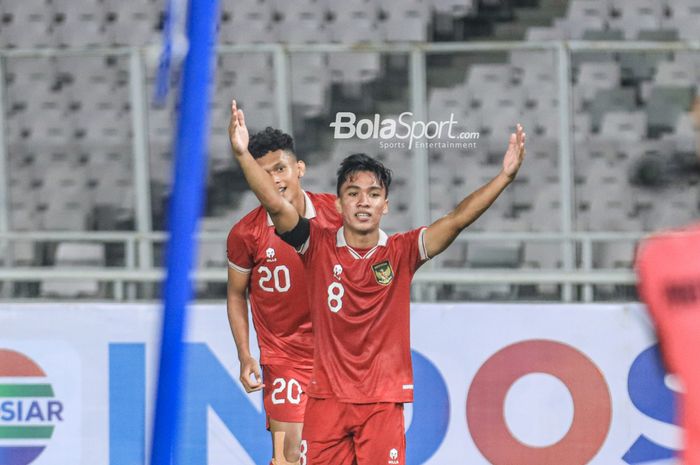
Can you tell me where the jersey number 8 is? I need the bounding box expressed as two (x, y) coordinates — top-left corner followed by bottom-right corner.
(327, 282), (345, 313)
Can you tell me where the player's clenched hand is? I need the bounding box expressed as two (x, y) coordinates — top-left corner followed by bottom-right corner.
(501, 123), (526, 180)
(239, 355), (264, 393)
(229, 99), (250, 158)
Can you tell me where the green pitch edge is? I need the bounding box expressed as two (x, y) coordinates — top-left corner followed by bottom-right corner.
(0, 426), (54, 439)
(0, 384), (54, 397)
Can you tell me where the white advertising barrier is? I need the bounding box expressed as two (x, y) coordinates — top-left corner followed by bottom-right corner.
(0, 303), (681, 465)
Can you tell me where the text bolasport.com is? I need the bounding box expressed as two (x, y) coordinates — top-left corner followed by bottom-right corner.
(330, 112), (480, 150)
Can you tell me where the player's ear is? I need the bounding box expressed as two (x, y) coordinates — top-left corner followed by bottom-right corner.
(297, 160), (306, 178)
(382, 198), (389, 215)
(335, 197), (342, 214)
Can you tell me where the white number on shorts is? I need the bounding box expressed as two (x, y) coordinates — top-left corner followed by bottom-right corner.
(258, 265), (291, 293)
(300, 439), (308, 465)
(271, 377), (302, 405)
(327, 282), (345, 313)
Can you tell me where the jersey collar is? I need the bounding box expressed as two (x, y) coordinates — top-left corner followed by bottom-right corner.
(335, 227), (388, 260)
(267, 190), (317, 226)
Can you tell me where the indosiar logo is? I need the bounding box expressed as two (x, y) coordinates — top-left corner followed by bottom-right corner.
(0, 349), (64, 465)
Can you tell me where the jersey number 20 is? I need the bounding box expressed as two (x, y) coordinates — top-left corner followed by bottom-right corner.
(258, 265), (290, 292)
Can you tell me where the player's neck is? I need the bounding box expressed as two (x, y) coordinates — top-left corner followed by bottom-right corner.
(343, 227), (379, 249)
(290, 190), (306, 217)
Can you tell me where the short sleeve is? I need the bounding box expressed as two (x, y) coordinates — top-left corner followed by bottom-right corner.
(394, 227), (430, 273)
(226, 224), (254, 273)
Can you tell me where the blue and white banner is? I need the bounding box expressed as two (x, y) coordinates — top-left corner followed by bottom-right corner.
(0, 303), (680, 465)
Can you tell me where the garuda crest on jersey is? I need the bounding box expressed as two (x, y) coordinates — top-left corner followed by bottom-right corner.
(372, 260), (394, 285)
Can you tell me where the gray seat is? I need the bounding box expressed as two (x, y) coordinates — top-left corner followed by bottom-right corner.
(645, 86), (695, 136)
(589, 88), (636, 131)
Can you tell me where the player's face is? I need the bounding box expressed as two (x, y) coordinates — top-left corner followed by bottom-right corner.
(336, 171), (388, 234)
(256, 150), (305, 203)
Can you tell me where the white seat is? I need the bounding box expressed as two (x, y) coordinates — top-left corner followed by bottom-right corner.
(198, 241), (228, 269)
(379, 0), (429, 42)
(609, 0), (662, 39)
(576, 62), (621, 103)
(599, 111), (647, 141)
(272, 0), (328, 43)
(523, 242), (562, 269)
(525, 26), (563, 41)
(329, 53), (381, 83)
(41, 242), (105, 298)
(594, 241), (637, 269)
(654, 60), (697, 86)
(432, 0), (473, 16)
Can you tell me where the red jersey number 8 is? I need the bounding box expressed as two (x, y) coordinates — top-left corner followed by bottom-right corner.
(327, 282), (344, 313)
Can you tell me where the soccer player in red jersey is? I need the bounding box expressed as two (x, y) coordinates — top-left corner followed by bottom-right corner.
(226, 126), (341, 465)
(230, 99), (525, 465)
(636, 224), (700, 465)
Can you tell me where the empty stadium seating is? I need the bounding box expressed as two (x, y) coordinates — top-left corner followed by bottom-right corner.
(1, 0), (699, 302)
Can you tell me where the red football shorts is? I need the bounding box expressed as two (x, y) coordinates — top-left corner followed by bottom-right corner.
(262, 364), (312, 427)
(301, 397), (406, 465)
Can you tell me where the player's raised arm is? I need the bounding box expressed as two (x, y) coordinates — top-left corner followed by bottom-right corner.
(229, 99), (300, 233)
(423, 124), (526, 258)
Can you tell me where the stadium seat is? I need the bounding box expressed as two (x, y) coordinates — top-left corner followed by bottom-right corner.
(432, 0), (473, 17)
(528, 184), (561, 231)
(559, 0), (608, 39)
(609, 0), (662, 39)
(52, 0), (105, 47)
(467, 241), (521, 268)
(588, 88), (636, 132)
(653, 60), (697, 87)
(198, 241), (227, 269)
(329, 53), (381, 83)
(665, 0), (700, 40)
(593, 241), (636, 269)
(618, 52), (669, 82)
(599, 111), (647, 141)
(378, 0), (429, 42)
(328, 0), (381, 43)
(645, 86), (695, 136)
(525, 26), (563, 41)
(272, 0), (329, 43)
(41, 242), (105, 297)
(0, 1), (54, 48)
(290, 54), (329, 116)
(523, 242), (562, 269)
(576, 62), (621, 104)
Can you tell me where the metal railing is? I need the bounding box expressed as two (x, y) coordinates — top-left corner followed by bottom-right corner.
(2, 40), (698, 301)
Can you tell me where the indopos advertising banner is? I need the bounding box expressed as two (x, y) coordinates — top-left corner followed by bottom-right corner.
(0, 303), (681, 465)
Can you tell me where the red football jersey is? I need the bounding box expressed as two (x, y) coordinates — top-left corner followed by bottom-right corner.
(298, 224), (430, 403)
(227, 191), (340, 367)
(636, 222), (700, 465)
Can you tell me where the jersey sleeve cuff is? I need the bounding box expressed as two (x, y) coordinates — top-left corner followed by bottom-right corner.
(228, 260), (251, 274)
(418, 227), (431, 261)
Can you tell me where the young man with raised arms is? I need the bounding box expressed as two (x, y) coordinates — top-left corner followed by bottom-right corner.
(229, 99), (525, 465)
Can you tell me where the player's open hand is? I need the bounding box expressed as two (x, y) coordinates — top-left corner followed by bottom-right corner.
(239, 355), (264, 393)
(502, 123), (526, 180)
(229, 99), (250, 158)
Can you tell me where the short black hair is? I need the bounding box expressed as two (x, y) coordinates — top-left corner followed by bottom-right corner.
(336, 153), (392, 197)
(248, 127), (295, 159)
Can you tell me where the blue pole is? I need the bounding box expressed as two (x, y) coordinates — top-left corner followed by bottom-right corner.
(150, 1), (218, 464)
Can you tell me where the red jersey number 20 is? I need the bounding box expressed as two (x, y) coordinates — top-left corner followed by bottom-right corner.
(257, 265), (291, 293)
